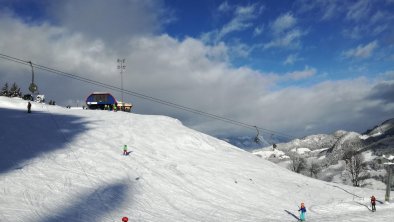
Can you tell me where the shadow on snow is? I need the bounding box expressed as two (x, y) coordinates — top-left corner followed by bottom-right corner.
(355, 201), (373, 212)
(0, 107), (89, 174)
(284, 209), (299, 221)
(41, 182), (132, 222)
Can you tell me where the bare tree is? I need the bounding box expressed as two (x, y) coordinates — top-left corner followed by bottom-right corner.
(288, 152), (307, 173)
(308, 161), (321, 178)
(342, 149), (365, 187)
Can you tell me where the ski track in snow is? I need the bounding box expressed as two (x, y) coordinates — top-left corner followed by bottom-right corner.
(0, 97), (393, 222)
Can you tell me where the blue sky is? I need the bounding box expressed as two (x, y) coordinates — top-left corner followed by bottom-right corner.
(5, 0), (394, 81)
(0, 0), (393, 139)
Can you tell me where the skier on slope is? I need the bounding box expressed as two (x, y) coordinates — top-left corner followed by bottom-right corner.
(298, 202), (306, 221)
(27, 101), (32, 113)
(371, 195), (376, 212)
(123, 145), (128, 155)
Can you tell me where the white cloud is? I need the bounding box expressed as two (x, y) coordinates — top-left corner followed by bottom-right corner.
(218, 17), (253, 39)
(321, 1), (341, 20)
(342, 26), (364, 39)
(47, 0), (170, 44)
(0, 12), (392, 139)
(370, 11), (385, 24)
(372, 24), (388, 35)
(263, 12), (305, 50)
(380, 70), (394, 79)
(218, 1), (231, 12)
(343, 41), (378, 59)
(0, 14), (270, 134)
(283, 66), (316, 81)
(346, 0), (371, 21)
(217, 4), (261, 40)
(264, 29), (303, 49)
(202, 3), (263, 43)
(295, 0), (344, 21)
(271, 13), (296, 34)
(256, 66), (316, 83)
(284, 54), (300, 65)
(253, 78), (394, 136)
(296, 0), (394, 41)
(342, 10), (391, 39)
(228, 41), (252, 58)
(253, 26), (264, 36)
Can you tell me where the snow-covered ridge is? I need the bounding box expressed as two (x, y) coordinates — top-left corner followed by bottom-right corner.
(365, 118), (394, 136)
(0, 97), (392, 221)
(252, 117), (394, 192)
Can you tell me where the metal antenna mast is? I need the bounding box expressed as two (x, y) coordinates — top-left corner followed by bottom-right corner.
(117, 59), (126, 104)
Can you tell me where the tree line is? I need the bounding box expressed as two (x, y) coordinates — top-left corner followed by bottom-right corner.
(1, 82), (22, 97)
(1, 81), (57, 105)
(287, 145), (369, 187)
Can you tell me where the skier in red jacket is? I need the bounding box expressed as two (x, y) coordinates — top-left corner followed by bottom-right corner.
(371, 195), (376, 212)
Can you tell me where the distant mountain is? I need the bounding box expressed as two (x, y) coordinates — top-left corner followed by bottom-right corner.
(364, 118), (394, 136)
(252, 118), (394, 189)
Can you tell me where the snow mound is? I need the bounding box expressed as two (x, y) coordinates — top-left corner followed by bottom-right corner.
(290, 147), (311, 155)
(254, 148), (287, 160)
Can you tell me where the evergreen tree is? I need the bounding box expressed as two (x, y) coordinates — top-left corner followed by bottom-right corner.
(1, 82), (9, 96)
(9, 82), (21, 97)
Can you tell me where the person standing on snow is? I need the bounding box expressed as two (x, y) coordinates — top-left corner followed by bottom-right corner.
(123, 145), (128, 155)
(298, 202), (306, 221)
(27, 101), (32, 113)
(371, 195), (376, 212)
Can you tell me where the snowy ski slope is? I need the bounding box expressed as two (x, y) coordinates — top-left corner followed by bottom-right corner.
(0, 97), (393, 222)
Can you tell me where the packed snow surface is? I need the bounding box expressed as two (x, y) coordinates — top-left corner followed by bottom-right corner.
(291, 147), (311, 155)
(253, 148), (287, 160)
(0, 97), (393, 222)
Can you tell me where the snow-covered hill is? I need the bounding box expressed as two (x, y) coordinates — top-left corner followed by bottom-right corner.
(365, 118), (394, 137)
(0, 96), (393, 222)
(253, 119), (394, 190)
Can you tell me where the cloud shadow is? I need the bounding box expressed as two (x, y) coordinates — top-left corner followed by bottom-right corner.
(0, 107), (89, 174)
(41, 182), (131, 222)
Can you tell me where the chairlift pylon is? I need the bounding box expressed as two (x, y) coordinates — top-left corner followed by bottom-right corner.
(254, 126), (261, 144)
(28, 61), (38, 94)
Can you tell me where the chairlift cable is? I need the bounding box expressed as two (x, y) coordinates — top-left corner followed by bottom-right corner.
(0, 52), (295, 140)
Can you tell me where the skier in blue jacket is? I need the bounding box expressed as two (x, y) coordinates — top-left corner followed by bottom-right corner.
(298, 202), (306, 221)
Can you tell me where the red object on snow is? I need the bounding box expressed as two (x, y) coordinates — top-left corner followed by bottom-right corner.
(122, 216), (128, 222)
(371, 196), (376, 204)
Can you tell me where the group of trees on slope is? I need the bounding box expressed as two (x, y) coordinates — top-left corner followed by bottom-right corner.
(1, 82), (22, 98)
(287, 145), (370, 187)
